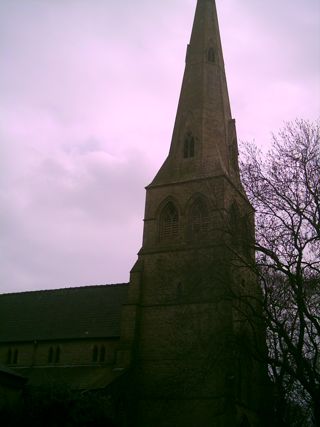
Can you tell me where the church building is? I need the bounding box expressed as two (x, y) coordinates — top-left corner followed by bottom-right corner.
(0, 1), (270, 426)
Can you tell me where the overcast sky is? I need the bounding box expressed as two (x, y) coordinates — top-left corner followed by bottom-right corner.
(1, 0), (319, 293)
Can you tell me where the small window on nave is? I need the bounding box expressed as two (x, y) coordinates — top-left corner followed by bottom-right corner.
(92, 345), (98, 362)
(48, 346), (60, 364)
(55, 346), (60, 363)
(92, 345), (107, 363)
(207, 47), (215, 63)
(12, 349), (19, 365)
(48, 347), (54, 363)
(7, 348), (19, 365)
(6, 349), (12, 364)
(183, 132), (195, 158)
(159, 202), (179, 241)
(99, 345), (106, 363)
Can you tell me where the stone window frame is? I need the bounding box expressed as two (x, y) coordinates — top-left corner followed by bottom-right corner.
(99, 345), (106, 362)
(48, 346), (54, 363)
(189, 199), (209, 236)
(92, 344), (106, 363)
(6, 348), (19, 365)
(92, 345), (98, 362)
(186, 195), (210, 241)
(183, 131), (195, 158)
(159, 201), (180, 242)
(48, 345), (61, 364)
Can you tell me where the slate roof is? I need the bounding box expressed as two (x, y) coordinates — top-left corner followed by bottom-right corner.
(0, 284), (128, 343)
(16, 366), (119, 390)
(0, 364), (27, 388)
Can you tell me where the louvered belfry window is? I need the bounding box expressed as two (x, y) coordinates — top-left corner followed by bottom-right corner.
(190, 200), (209, 237)
(160, 202), (179, 241)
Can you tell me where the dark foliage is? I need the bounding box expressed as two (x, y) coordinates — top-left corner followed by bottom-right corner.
(0, 383), (118, 427)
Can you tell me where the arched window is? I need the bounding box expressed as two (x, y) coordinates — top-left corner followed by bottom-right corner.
(47, 346), (60, 364)
(48, 347), (54, 363)
(13, 349), (18, 365)
(208, 47), (215, 62)
(92, 345), (98, 362)
(188, 199), (209, 238)
(160, 202), (179, 241)
(183, 132), (195, 158)
(55, 346), (60, 363)
(6, 348), (12, 364)
(100, 345), (106, 362)
(92, 345), (106, 363)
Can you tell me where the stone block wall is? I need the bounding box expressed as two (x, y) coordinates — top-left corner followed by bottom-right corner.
(0, 337), (119, 369)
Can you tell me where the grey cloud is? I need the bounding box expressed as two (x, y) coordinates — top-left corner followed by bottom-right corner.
(0, 147), (148, 293)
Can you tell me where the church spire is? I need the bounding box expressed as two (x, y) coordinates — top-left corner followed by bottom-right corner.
(118, 3), (268, 426)
(151, 0), (239, 186)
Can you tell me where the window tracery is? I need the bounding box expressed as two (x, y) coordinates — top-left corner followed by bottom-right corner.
(188, 199), (209, 238)
(160, 202), (179, 241)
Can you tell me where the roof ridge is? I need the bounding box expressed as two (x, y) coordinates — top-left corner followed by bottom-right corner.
(0, 283), (129, 297)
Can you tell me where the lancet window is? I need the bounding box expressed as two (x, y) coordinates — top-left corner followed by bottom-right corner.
(48, 346), (60, 364)
(48, 347), (54, 363)
(92, 345), (98, 362)
(159, 202), (179, 241)
(55, 346), (60, 363)
(92, 345), (106, 363)
(6, 348), (18, 365)
(99, 345), (106, 362)
(188, 199), (209, 238)
(6, 349), (12, 364)
(183, 132), (195, 158)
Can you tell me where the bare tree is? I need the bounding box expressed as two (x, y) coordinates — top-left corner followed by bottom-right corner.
(240, 119), (320, 426)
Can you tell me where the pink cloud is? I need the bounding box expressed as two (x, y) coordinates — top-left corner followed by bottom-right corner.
(0, 0), (319, 292)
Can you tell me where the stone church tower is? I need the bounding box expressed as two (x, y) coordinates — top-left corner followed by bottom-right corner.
(117, 1), (269, 426)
